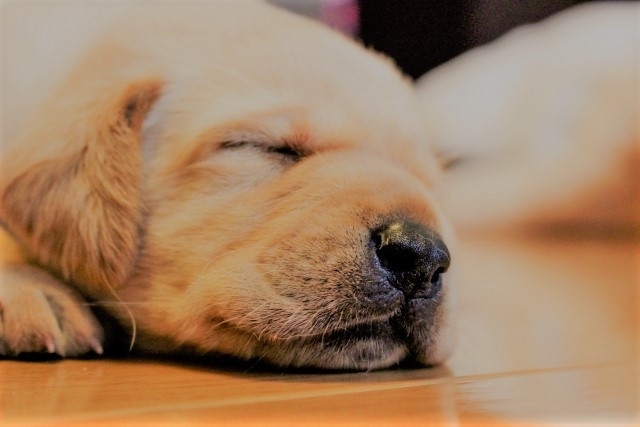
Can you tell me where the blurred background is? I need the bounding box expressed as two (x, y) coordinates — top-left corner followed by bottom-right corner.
(270, 0), (630, 79)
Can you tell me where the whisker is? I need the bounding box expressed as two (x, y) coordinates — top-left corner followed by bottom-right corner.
(103, 281), (137, 353)
(198, 247), (246, 277)
(84, 301), (148, 307)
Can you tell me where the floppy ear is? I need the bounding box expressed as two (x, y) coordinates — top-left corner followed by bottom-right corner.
(0, 79), (162, 295)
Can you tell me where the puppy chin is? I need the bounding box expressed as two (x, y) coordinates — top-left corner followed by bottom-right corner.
(422, 320), (457, 367)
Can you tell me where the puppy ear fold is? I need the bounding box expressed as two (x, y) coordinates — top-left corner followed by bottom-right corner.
(1, 78), (162, 294)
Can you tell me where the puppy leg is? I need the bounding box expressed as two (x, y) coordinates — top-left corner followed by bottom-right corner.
(0, 265), (103, 357)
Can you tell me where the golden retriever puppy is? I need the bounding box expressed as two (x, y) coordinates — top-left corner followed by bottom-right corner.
(0, 1), (455, 370)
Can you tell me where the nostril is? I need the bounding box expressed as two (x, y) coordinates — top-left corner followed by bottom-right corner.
(375, 242), (420, 273)
(372, 224), (419, 273)
(425, 266), (446, 298)
(372, 220), (450, 298)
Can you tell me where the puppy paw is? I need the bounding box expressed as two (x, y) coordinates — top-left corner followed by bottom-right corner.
(0, 266), (103, 357)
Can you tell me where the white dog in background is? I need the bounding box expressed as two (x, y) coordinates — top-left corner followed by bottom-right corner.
(418, 1), (639, 231)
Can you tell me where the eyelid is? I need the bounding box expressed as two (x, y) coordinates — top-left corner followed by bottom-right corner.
(221, 140), (306, 161)
(220, 140), (251, 150)
(265, 144), (306, 159)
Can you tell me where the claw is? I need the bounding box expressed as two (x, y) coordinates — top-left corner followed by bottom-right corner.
(44, 336), (56, 354)
(88, 337), (103, 355)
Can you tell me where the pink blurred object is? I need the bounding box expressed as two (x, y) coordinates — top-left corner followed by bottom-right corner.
(320, 0), (359, 36)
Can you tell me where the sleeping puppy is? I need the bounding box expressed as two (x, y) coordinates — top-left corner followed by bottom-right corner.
(0, 1), (455, 370)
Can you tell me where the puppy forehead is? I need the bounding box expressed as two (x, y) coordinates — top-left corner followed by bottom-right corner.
(152, 59), (426, 154)
(157, 67), (422, 148)
(146, 98), (425, 176)
(133, 2), (436, 179)
(143, 11), (418, 129)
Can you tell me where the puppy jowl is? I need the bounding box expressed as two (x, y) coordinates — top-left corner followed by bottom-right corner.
(0, 1), (455, 370)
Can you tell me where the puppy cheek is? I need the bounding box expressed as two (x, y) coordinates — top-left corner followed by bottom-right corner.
(186, 262), (273, 333)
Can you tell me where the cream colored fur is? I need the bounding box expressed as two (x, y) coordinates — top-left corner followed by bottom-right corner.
(0, 0), (453, 369)
(417, 2), (639, 231)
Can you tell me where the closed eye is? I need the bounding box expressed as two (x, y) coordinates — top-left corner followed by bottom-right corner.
(221, 141), (306, 162)
(265, 144), (305, 161)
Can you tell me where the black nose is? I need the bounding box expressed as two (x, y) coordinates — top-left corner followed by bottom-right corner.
(372, 220), (450, 299)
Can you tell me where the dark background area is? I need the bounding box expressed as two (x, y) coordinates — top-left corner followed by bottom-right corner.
(358, 0), (601, 79)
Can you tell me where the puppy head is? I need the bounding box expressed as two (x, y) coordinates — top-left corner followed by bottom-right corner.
(1, 2), (456, 370)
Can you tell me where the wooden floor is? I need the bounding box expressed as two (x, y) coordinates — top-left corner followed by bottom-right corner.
(2, 232), (638, 426)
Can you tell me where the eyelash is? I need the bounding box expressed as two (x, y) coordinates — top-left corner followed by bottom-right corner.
(265, 145), (304, 159)
(222, 141), (305, 161)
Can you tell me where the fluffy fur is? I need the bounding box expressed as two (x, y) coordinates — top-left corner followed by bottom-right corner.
(0, 1), (454, 370)
(417, 1), (639, 231)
